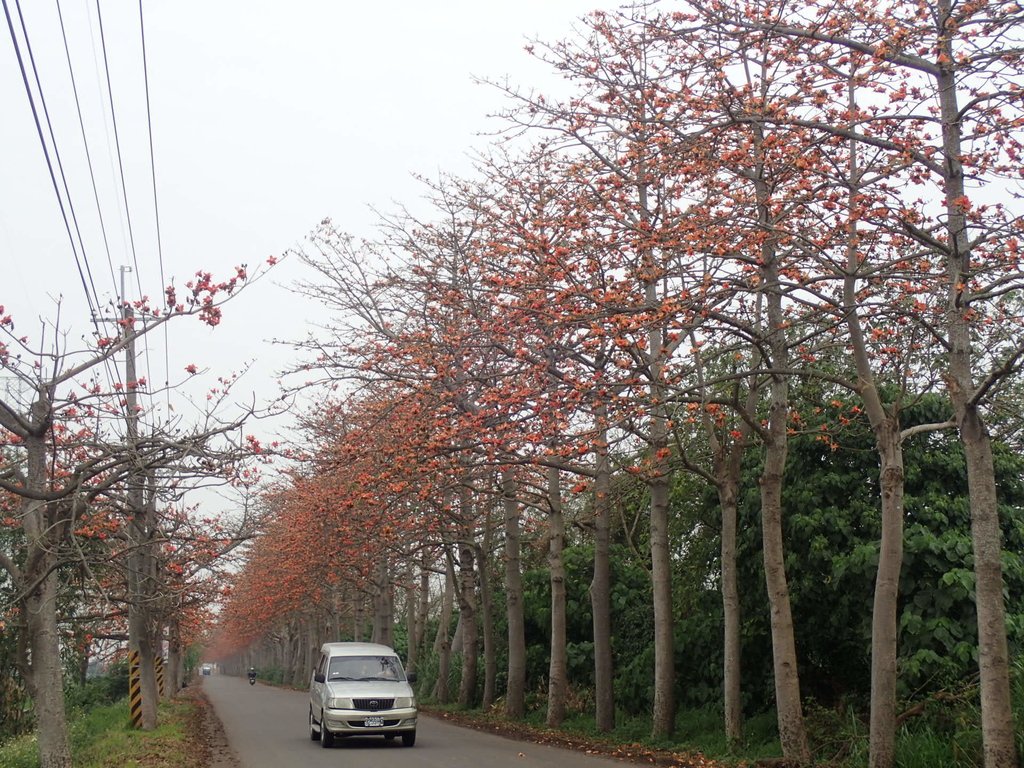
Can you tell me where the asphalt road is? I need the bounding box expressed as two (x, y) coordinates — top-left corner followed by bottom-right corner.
(202, 673), (631, 768)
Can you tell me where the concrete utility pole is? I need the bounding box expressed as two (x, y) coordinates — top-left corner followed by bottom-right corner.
(121, 266), (160, 729)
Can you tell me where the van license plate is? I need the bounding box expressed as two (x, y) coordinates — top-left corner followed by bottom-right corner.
(364, 717), (384, 727)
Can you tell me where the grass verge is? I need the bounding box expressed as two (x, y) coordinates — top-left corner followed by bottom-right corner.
(0, 695), (206, 768)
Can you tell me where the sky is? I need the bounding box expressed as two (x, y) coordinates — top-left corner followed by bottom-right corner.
(0, 0), (606, 503)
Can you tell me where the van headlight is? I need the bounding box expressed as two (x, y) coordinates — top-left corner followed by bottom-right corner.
(393, 697), (415, 709)
(327, 698), (353, 709)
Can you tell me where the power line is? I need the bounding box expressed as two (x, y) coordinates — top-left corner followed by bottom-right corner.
(13, 0), (126, 394)
(94, 0), (142, 301)
(55, 0), (119, 300)
(3, 0), (101, 329)
(138, 0), (171, 397)
(94, 0), (158, 401)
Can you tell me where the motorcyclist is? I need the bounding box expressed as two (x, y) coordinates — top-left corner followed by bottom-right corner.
(247, 667), (257, 683)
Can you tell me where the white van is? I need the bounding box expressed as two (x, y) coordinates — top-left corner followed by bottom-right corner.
(308, 642), (417, 748)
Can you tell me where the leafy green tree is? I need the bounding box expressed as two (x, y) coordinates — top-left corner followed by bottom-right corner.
(725, 393), (1024, 709)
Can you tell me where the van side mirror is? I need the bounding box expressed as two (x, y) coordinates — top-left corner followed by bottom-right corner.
(313, 672), (325, 684)
(406, 672), (417, 684)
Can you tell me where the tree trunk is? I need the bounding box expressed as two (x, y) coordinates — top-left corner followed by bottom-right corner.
(21, 540), (73, 768)
(644, 264), (675, 740)
(760, 369), (810, 763)
(478, 520), (497, 709)
(719, 473), (743, 748)
(547, 463), (568, 728)
(867, 432), (905, 768)
(959, 413), (1017, 768)
(590, 409), (615, 732)
(372, 561), (393, 647)
(649, 470), (675, 739)
(703, 354), (757, 748)
(502, 469), (527, 719)
(432, 553), (456, 704)
(408, 560), (430, 674)
(934, 15), (1019, 762)
(405, 575), (417, 671)
(167, 619), (183, 696)
(353, 599), (364, 642)
(457, 532), (479, 708)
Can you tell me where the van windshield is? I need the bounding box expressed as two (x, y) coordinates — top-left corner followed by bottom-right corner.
(327, 655), (405, 682)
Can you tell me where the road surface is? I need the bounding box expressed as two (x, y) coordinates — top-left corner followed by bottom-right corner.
(202, 673), (632, 768)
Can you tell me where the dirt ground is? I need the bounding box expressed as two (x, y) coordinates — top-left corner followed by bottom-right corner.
(183, 685), (239, 768)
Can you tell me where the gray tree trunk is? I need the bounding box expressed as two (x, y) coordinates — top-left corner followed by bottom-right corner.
(843, 130), (906, 768)
(372, 561), (393, 647)
(759, 291), (810, 763)
(11, 405), (72, 767)
(407, 560), (430, 674)
(405, 576), (417, 672)
(590, 407), (615, 732)
(477, 518), (497, 709)
(718, 468), (743, 747)
(546, 464), (568, 727)
(457, 530), (479, 708)
(432, 553), (456, 703)
(502, 469), (527, 719)
(934, 12), (1018, 762)
(647, 322), (675, 739)
(167, 620), (183, 696)
(21, 533), (73, 768)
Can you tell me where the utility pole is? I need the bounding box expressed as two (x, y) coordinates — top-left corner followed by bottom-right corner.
(122, 266), (160, 729)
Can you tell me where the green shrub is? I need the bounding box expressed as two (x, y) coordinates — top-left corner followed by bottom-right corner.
(65, 662), (130, 713)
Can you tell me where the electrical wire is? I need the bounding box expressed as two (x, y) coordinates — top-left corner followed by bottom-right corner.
(94, 0), (142, 298)
(95, 0), (157, 401)
(15, 0), (127, 397)
(55, 0), (119, 300)
(3, 0), (101, 330)
(138, 0), (171, 401)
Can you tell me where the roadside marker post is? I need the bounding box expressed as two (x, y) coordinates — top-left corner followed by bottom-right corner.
(129, 650), (143, 728)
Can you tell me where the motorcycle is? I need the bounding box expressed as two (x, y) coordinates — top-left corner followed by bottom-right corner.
(247, 671), (257, 686)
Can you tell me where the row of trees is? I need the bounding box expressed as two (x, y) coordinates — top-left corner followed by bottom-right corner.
(0, 265), (273, 768)
(214, 2), (1024, 767)
(214, 0), (1024, 765)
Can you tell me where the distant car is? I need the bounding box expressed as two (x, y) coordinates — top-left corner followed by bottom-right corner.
(201, 664), (212, 676)
(309, 642), (417, 748)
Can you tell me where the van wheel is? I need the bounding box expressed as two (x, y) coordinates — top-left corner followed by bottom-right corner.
(402, 730), (416, 747)
(319, 713), (334, 748)
(309, 709), (319, 741)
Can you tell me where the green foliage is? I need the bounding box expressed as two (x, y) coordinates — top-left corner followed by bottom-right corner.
(183, 645), (203, 679)
(718, 392), (1024, 707)
(257, 665), (286, 685)
(64, 662), (130, 714)
(0, 527), (32, 742)
(521, 543), (655, 713)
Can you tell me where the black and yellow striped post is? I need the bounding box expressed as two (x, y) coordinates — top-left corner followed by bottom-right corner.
(129, 650), (143, 728)
(155, 656), (166, 699)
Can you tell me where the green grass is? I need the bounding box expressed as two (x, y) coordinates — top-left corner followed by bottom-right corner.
(0, 697), (199, 768)
(0, 731), (38, 768)
(427, 692), (1024, 768)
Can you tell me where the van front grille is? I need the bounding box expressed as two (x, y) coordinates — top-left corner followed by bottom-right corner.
(353, 698), (395, 711)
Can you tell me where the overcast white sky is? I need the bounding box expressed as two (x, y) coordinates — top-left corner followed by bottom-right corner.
(0, 1), (605, 476)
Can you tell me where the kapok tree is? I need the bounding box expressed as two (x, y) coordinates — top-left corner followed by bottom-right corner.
(0, 262), (273, 768)
(675, 2), (1024, 765)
